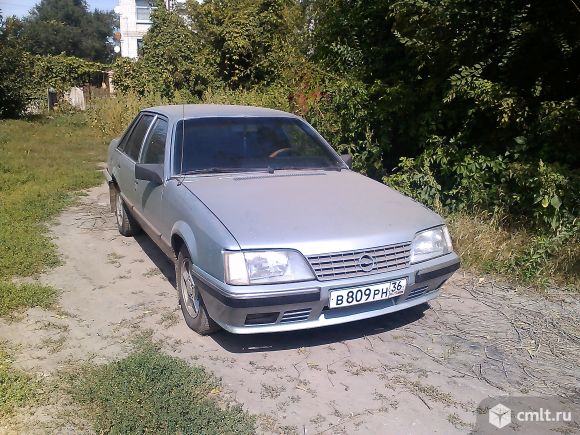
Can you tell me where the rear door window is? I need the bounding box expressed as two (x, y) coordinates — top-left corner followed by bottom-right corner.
(122, 114), (154, 161)
(117, 115), (139, 150)
(141, 118), (168, 164)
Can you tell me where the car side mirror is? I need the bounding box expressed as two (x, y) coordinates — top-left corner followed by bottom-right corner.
(341, 154), (353, 169)
(135, 163), (164, 184)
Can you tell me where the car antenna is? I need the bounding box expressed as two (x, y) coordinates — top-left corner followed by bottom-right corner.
(177, 102), (186, 186)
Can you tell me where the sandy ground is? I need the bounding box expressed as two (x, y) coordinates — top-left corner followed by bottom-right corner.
(1, 182), (579, 434)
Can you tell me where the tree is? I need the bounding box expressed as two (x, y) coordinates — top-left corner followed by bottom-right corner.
(188, 0), (304, 88)
(21, 0), (115, 63)
(0, 14), (31, 118)
(139, 1), (215, 98)
(390, 0), (580, 167)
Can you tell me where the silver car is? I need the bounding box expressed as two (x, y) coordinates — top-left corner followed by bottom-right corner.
(106, 105), (460, 335)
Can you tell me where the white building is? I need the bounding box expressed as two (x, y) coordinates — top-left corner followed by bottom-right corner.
(115, 0), (185, 58)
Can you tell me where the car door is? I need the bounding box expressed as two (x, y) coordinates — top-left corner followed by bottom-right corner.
(135, 116), (172, 251)
(116, 113), (155, 209)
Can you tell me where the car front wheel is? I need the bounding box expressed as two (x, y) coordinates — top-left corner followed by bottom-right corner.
(176, 246), (220, 335)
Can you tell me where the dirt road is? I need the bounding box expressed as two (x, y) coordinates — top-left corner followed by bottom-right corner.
(1, 183), (579, 434)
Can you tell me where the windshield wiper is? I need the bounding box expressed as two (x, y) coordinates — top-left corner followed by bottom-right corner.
(268, 166), (343, 172)
(181, 167), (277, 176)
(181, 168), (249, 175)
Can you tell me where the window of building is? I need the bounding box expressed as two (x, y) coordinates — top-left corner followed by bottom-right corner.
(137, 38), (144, 56)
(136, 0), (152, 22)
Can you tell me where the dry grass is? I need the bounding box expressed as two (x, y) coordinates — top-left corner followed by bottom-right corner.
(86, 92), (172, 141)
(448, 213), (527, 270)
(448, 213), (579, 290)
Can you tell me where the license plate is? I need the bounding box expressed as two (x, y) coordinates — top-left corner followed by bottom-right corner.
(329, 278), (407, 309)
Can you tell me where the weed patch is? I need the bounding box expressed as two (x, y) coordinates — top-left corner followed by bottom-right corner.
(0, 282), (56, 316)
(70, 343), (255, 434)
(0, 344), (35, 417)
(448, 213), (579, 289)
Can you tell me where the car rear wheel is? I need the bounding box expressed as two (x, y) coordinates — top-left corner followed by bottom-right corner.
(177, 247), (220, 335)
(114, 190), (140, 237)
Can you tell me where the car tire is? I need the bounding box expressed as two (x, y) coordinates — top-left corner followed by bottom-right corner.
(114, 188), (140, 237)
(176, 246), (220, 335)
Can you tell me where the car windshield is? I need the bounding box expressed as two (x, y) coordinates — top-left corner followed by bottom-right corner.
(173, 117), (344, 174)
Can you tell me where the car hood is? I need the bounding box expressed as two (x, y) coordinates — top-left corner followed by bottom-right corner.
(182, 170), (443, 255)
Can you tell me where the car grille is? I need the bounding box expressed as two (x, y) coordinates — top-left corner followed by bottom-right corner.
(307, 242), (412, 281)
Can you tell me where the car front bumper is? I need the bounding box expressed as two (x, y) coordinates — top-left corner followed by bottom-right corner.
(194, 253), (460, 334)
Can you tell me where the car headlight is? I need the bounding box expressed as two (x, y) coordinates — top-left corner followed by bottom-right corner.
(410, 226), (453, 264)
(224, 250), (315, 285)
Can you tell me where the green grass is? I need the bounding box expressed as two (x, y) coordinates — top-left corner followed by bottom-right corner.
(0, 113), (104, 314)
(0, 282), (56, 316)
(70, 343), (255, 434)
(0, 344), (35, 417)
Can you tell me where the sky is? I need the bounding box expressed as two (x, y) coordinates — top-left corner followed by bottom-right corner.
(0, 0), (118, 18)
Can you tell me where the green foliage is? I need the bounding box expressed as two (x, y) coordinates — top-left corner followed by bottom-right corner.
(0, 15), (31, 118)
(301, 76), (384, 176)
(0, 345), (35, 417)
(508, 222), (579, 285)
(0, 282), (56, 316)
(112, 4), (217, 99)
(20, 0), (115, 62)
(201, 85), (291, 112)
(390, 0), (580, 167)
(28, 54), (106, 96)
(71, 343), (255, 434)
(141, 1), (217, 98)
(110, 58), (145, 95)
(0, 114), (103, 283)
(1, 13), (106, 117)
(385, 144), (579, 231)
(189, 0), (303, 88)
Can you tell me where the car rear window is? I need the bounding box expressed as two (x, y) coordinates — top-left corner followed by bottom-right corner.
(123, 114), (154, 161)
(141, 118), (168, 164)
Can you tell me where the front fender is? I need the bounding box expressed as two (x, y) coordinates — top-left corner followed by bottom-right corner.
(166, 179), (241, 282)
(171, 221), (199, 264)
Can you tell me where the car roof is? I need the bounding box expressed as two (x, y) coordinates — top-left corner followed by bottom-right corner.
(143, 104), (301, 121)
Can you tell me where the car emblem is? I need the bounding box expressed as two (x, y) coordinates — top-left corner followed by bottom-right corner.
(358, 254), (375, 272)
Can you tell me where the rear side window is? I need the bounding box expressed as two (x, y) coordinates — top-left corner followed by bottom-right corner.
(123, 114), (154, 161)
(141, 118), (168, 164)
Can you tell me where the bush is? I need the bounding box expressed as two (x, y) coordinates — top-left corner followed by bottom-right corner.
(87, 92), (174, 140)
(385, 144), (579, 232)
(386, 144), (580, 287)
